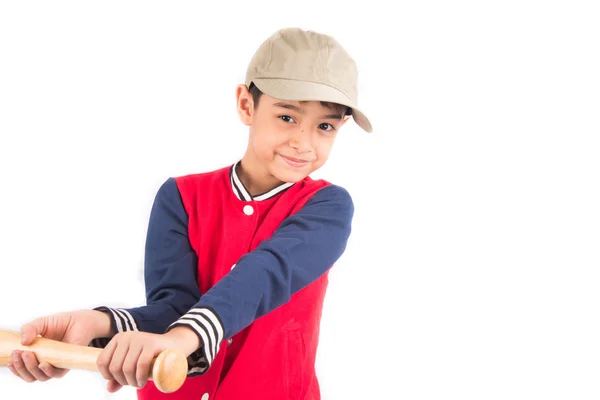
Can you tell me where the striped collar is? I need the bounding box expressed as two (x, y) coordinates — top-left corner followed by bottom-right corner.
(229, 161), (294, 201)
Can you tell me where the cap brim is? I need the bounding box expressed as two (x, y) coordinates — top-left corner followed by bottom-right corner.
(251, 78), (373, 133)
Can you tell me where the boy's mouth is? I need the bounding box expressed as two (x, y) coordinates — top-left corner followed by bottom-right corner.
(279, 154), (310, 168)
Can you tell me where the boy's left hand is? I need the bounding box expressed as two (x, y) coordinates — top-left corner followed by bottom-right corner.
(97, 331), (181, 392)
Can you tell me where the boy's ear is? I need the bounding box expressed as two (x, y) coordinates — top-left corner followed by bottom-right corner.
(340, 115), (351, 126)
(236, 84), (254, 126)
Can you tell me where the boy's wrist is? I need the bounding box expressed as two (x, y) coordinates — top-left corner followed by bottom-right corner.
(164, 326), (201, 357)
(87, 310), (113, 338)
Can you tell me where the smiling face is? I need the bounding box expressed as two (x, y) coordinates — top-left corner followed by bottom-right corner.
(236, 84), (351, 191)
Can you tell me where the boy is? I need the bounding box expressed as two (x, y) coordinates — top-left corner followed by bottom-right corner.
(8, 27), (372, 399)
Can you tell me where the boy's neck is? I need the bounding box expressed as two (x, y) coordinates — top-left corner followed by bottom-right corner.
(236, 156), (286, 197)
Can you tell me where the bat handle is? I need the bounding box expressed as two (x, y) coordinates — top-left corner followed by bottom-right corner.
(0, 330), (187, 393)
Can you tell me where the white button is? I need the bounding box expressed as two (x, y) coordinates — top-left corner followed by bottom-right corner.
(243, 205), (254, 215)
(231, 264), (236, 270)
(227, 338), (233, 346)
(201, 394), (209, 400)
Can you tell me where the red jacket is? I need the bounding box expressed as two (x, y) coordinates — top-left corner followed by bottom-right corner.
(135, 164), (344, 400)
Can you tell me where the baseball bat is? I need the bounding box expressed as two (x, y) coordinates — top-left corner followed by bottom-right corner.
(0, 330), (187, 393)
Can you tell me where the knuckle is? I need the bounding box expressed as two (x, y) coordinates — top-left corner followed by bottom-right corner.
(96, 358), (108, 371)
(137, 360), (150, 372)
(96, 352), (107, 365)
(109, 364), (121, 376)
(123, 364), (136, 376)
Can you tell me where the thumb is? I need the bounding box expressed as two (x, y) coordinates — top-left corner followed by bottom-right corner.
(20, 317), (47, 345)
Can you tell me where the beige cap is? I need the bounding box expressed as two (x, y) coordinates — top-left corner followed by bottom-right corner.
(245, 28), (372, 133)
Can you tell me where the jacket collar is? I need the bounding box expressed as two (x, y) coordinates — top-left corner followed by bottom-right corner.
(230, 161), (294, 201)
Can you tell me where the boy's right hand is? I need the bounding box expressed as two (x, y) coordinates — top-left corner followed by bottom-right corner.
(7, 310), (111, 383)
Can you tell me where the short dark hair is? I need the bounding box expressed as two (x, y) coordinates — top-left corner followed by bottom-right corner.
(248, 82), (352, 116)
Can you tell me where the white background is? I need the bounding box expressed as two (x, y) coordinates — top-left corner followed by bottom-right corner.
(1, 1), (599, 399)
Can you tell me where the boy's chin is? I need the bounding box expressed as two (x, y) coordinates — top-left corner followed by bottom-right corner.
(270, 165), (311, 184)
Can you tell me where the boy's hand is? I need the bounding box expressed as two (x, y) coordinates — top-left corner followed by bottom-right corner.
(97, 329), (198, 393)
(8, 310), (111, 383)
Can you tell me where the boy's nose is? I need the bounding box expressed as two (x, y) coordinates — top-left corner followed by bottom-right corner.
(289, 130), (313, 152)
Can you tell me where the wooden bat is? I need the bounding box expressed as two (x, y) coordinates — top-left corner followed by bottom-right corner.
(0, 330), (187, 393)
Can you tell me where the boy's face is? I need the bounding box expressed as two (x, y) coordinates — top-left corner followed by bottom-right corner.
(236, 85), (350, 184)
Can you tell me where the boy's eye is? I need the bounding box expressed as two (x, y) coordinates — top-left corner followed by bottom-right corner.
(319, 123), (334, 131)
(279, 115), (295, 123)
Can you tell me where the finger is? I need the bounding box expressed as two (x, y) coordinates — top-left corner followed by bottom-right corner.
(136, 348), (155, 388)
(107, 379), (123, 393)
(11, 351), (36, 382)
(97, 337), (118, 381)
(20, 317), (47, 345)
(39, 362), (69, 379)
(21, 351), (51, 382)
(108, 338), (130, 387)
(123, 342), (144, 388)
(7, 362), (19, 378)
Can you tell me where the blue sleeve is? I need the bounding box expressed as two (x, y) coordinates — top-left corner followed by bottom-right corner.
(90, 178), (201, 348)
(166, 184), (354, 373)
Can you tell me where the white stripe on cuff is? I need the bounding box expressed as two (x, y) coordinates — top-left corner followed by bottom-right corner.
(188, 366), (208, 375)
(184, 313), (217, 359)
(105, 308), (125, 333)
(187, 308), (223, 359)
(114, 309), (132, 331)
(117, 309), (139, 331)
(192, 308), (224, 346)
(104, 307), (138, 333)
(188, 349), (207, 365)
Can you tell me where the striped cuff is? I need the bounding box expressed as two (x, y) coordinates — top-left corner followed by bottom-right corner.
(166, 307), (224, 374)
(186, 348), (209, 376)
(89, 306), (139, 349)
(95, 306), (139, 332)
